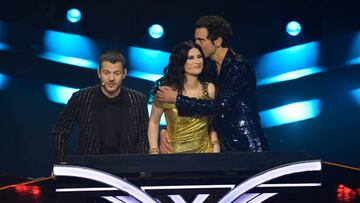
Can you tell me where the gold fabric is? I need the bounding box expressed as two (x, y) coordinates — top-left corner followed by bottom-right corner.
(154, 84), (213, 153)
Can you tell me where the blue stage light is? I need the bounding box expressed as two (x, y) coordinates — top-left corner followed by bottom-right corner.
(350, 88), (360, 106)
(0, 21), (11, 51)
(66, 8), (82, 23)
(0, 42), (10, 51)
(39, 30), (99, 69)
(128, 46), (170, 75)
(255, 41), (320, 86)
(148, 24), (164, 39)
(257, 66), (324, 86)
(347, 31), (360, 66)
(286, 21), (301, 36)
(45, 83), (79, 104)
(260, 99), (321, 128)
(39, 52), (97, 69)
(0, 73), (10, 90)
(127, 70), (163, 82)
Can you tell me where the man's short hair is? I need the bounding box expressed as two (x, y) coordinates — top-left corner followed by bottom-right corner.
(195, 15), (233, 47)
(99, 50), (126, 70)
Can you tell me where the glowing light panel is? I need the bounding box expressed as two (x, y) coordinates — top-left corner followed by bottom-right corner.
(255, 42), (320, 85)
(53, 165), (157, 203)
(141, 184), (234, 190)
(0, 73), (10, 90)
(218, 160), (321, 203)
(350, 88), (360, 105)
(127, 70), (162, 82)
(248, 193), (278, 203)
(40, 30), (99, 69)
(234, 193), (260, 203)
(257, 67), (325, 86)
(128, 47), (170, 75)
(260, 99), (321, 128)
(39, 52), (97, 69)
(0, 42), (10, 51)
(45, 83), (79, 104)
(347, 31), (360, 65)
(0, 21), (10, 51)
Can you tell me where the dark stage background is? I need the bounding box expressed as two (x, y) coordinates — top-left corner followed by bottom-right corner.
(0, 0), (359, 177)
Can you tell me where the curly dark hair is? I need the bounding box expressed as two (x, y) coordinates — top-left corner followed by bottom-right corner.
(149, 41), (216, 103)
(195, 15), (233, 47)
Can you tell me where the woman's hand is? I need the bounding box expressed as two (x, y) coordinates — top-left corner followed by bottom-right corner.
(212, 140), (220, 153)
(160, 129), (172, 153)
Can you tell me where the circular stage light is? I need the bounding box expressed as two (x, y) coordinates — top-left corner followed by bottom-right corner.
(67, 8), (82, 23)
(286, 21), (301, 36)
(148, 24), (164, 39)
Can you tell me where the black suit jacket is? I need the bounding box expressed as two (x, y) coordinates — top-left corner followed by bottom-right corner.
(52, 85), (149, 163)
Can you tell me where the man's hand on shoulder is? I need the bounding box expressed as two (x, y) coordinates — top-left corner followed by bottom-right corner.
(157, 86), (177, 103)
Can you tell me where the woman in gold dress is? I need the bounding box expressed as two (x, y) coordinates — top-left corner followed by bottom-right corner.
(148, 41), (220, 154)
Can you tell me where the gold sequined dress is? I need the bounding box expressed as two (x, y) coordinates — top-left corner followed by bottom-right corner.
(153, 83), (214, 153)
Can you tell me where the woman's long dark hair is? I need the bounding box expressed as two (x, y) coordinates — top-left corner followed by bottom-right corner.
(149, 41), (216, 103)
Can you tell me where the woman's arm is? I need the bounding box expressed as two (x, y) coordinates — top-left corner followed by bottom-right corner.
(147, 103), (164, 154)
(207, 82), (220, 152)
(210, 130), (220, 153)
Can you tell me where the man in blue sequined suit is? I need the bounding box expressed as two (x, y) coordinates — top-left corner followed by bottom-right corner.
(158, 15), (268, 152)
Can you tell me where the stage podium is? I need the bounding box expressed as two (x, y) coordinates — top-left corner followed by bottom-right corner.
(52, 151), (338, 202)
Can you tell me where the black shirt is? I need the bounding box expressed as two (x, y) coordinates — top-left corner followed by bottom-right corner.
(98, 88), (131, 154)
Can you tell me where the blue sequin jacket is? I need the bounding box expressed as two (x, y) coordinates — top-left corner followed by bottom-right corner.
(176, 48), (268, 152)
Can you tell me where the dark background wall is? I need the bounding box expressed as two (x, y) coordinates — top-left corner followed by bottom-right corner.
(0, 0), (359, 177)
